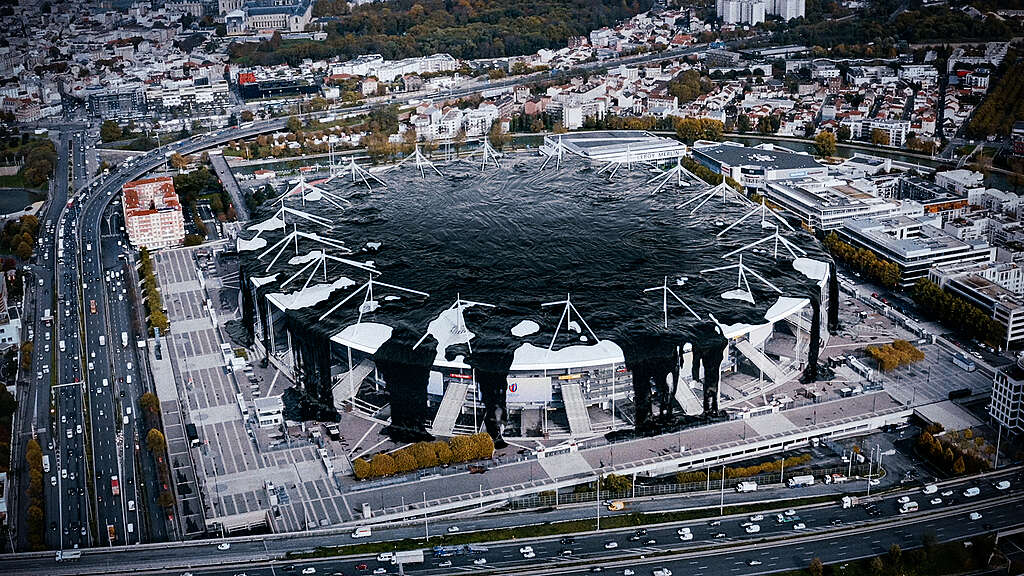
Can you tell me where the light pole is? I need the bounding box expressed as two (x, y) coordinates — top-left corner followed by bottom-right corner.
(423, 490), (428, 542)
(719, 463), (725, 516)
(866, 446), (875, 496)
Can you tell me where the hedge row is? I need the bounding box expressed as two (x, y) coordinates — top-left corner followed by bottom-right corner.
(353, 433), (494, 479)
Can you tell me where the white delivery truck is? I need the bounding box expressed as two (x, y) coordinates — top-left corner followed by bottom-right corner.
(787, 475), (815, 488)
(735, 481), (758, 493)
(121, 332), (128, 347)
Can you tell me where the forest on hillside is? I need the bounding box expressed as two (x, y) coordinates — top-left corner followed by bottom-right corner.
(230, 0), (653, 66)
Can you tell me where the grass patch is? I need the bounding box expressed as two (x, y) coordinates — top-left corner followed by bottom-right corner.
(0, 172), (27, 188)
(287, 495), (836, 559)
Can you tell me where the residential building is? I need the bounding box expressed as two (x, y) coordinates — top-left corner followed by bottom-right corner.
(838, 215), (994, 288)
(85, 85), (148, 119)
(122, 177), (186, 250)
(717, 0), (765, 24)
(898, 176), (969, 222)
(254, 396), (284, 428)
(766, 0), (805, 19)
(936, 169), (985, 194)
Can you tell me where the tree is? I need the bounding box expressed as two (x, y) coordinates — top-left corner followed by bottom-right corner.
(814, 131), (837, 157)
(808, 557), (824, 576)
(433, 441), (453, 466)
(352, 457), (371, 479)
(888, 544), (902, 567)
(100, 120), (122, 142)
(473, 432), (494, 459)
(488, 119), (510, 150)
(140, 392), (160, 414)
(736, 114), (751, 133)
(394, 449), (417, 473)
(601, 473), (632, 493)
(871, 128), (890, 146)
(169, 153), (189, 170)
(453, 127), (467, 153)
(147, 428), (167, 454)
(952, 455), (966, 474)
(369, 453), (397, 477)
(240, 110), (254, 123)
(449, 435), (476, 463)
(836, 125), (851, 142)
(285, 115), (303, 134)
(869, 556), (885, 576)
(157, 490), (175, 508)
(410, 441), (439, 468)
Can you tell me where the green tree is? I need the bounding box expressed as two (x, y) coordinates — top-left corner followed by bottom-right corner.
(736, 114), (751, 133)
(814, 131), (837, 157)
(601, 473), (633, 493)
(100, 120), (122, 142)
(836, 125), (851, 142)
(869, 556), (884, 576)
(285, 115), (303, 134)
(241, 110), (254, 123)
(488, 119), (511, 150)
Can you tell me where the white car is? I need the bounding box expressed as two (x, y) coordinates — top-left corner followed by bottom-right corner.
(437, 560), (452, 568)
(473, 558), (487, 565)
(50, 476), (57, 486)
(302, 569), (316, 575)
(519, 546), (533, 554)
(217, 542), (230, 551)
(748, 560), (763, 566)
(793, 523), (806, 530)
(969, 512), (982, 521)
(623, 571), (634, 576)
(604, 541), (618, 549)
(447, 526), (460, 533)
(748, 514), (764, 522)
(930, 498), (942, 505)
(996, 480), (1011, 490)
(522, 551), (535, 559)
(784, 509), (796, 516)
(941, 490), (954, 497)
(61, 469), (67, 479)
(372, 569), (385, 575)
(676, 528), (691, 535)
(897, 496), (911, 504)
(678, 532), (693, 541)
(745, 524), (761, 534)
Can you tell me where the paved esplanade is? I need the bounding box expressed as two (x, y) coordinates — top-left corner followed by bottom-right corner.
(346, 392), (904, 521)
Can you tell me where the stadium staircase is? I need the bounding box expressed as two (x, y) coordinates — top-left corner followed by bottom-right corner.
(673, 382), (704, 415)
(331, 359), (376, 411)
(430, 381), (471, 436)
(560, 382), (593, 436)
(733, 338), (787, 385)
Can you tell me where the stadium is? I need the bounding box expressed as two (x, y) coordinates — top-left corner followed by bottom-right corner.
(236, 131), (836, 444)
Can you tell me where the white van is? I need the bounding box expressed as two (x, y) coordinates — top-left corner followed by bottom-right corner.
(923, 484), (937, 494)
(351, 527), (372, 539)
(377, 552), (394, 562)
(963, 487), (980, 497)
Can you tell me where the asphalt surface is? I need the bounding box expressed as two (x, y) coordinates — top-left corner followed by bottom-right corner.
(3, 468), (1019, 575)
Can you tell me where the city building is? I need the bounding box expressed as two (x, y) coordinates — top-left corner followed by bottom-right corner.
(0, 274), (20, 351)
(144, 78), (232, 115)
(838, 215), (994, 288)
(898, 176), (969, 222)
(691, 142), (828, 191)
(935, 169), (985, 194)
(225, 0), (313, 34)
(85, 85), (148, 120)
(717, 0), (765, 24)
(763, 177), (899, 231)
(929, 263), (1024, 348)
(766, 0), (805, 19)
(122, 177), (186, 250)
(992, 362), (1024, 435)
(253, 396), (285, 428)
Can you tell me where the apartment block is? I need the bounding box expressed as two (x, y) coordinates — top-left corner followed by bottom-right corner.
(122, 177), (186, 250)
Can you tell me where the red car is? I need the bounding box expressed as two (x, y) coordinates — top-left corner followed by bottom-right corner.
(355, 564), (367, 571)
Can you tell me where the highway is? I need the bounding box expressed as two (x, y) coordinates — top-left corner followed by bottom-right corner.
(2, 469), (1020, 574)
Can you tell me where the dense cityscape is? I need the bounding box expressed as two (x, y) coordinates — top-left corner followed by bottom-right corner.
(0, 0), (1023, 574)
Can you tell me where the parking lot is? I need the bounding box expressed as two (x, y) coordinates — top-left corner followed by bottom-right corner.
(154, 246), (356, 533)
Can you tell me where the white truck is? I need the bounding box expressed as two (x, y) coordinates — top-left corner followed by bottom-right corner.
(55, 550), (81, 562)
(121, 331), (129, 347)
(735, 481), (758, 493)
(787, 475), (815, 488)
(98, 335), (105, 346)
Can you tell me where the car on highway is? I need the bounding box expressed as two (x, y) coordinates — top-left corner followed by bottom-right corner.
(714, 532), (726, 538)
(678, 532), (693, 541)
(941, 490), (954, 497)
(472, 558), (487, 565)
(371, 569), (385, 575)
(749, 514), (764, 522)
(437, 560), (451, 568)
(897, 496), (911, 504)
(217, 542), (231, 551)
(996, 480), (1011, 490)
(447, 526), (460, 533)
(745, 524), (761, 534)
(519, 546), (533, 554)
(748, 560), (763, 566)
(963, 487), (980, 497)
(930, 498), (943, 505)
(354, 564), (367, 571)
(604, 541), (618, 549)
(623, 571), (634, 576)
(784, 509), (796, 516)
(793, 523), (806, 530)
(50, 476), (56, 486)
(676, 527), (691, 535)
(969, 512), (983, 521)
(61, 469), (67, 479)
(302, 569), (316, 575)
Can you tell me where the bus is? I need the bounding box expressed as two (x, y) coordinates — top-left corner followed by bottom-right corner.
(952, 353), (976, 372)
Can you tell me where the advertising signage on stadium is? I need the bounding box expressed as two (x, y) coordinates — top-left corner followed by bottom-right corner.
(507, 376), (553, 404)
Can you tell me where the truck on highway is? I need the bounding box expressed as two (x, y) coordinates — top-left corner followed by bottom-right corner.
(99, 335), (105, 346)
(111, 475), (119, 496)
(42, 455), (50, 473)
(735, 481), (758, 493)
(121, 331), (128, 347)
(55, 550), (81, 562)
(899, 501), (919, 514)
(787, 475), (815, 488)
(607, 500), (625, 511)
(841, 496), (859, 509)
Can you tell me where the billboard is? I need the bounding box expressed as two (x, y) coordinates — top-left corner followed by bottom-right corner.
(507, 376), (553, 404)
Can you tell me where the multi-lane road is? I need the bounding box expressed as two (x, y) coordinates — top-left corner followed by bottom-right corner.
(3, 469), (1021, 575)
